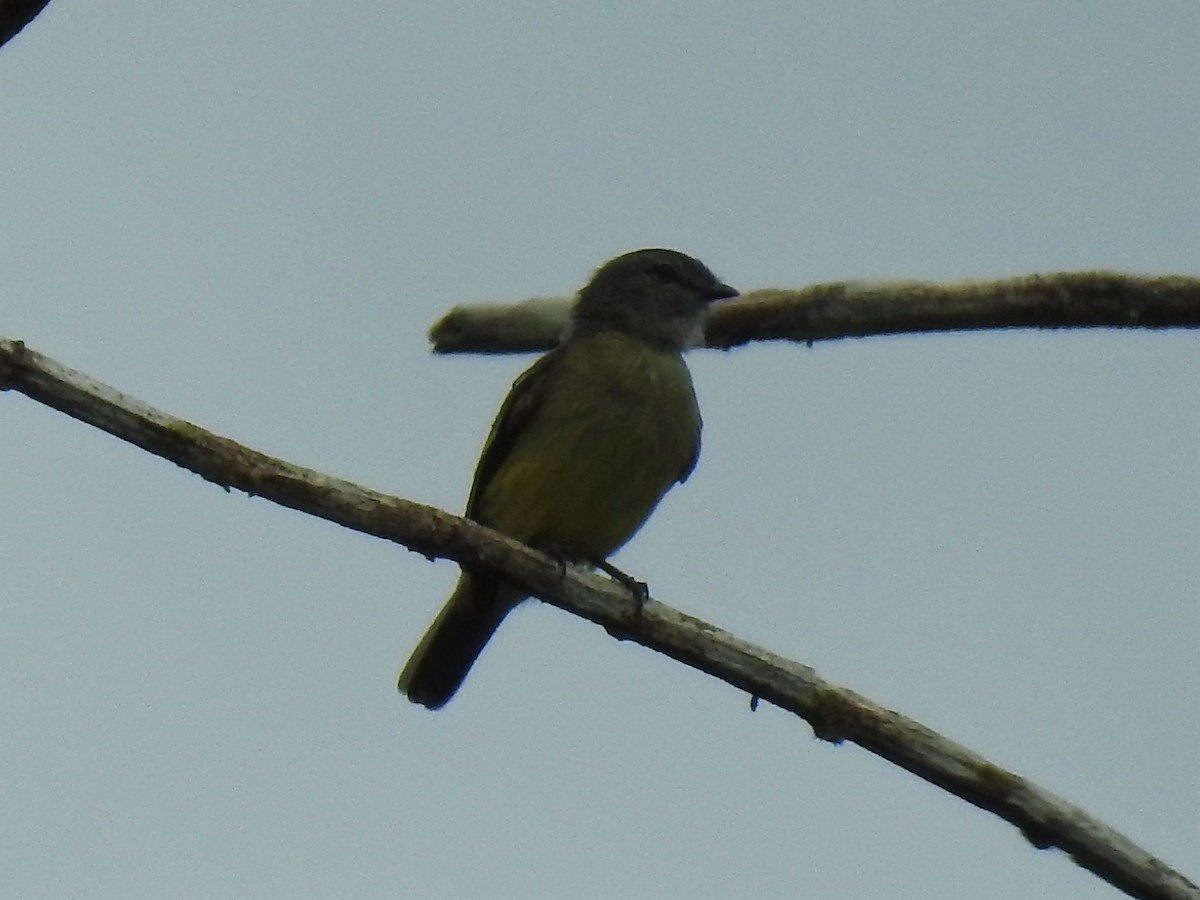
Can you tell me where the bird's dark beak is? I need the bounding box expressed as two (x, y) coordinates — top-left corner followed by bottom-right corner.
(708, 282), (739, 302)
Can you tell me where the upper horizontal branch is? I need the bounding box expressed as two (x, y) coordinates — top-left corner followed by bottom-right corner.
(428, 271), (1200, 354)
(1, 335), (1195, 900)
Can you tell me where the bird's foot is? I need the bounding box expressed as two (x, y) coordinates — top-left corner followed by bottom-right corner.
(594, 559), (649, 615)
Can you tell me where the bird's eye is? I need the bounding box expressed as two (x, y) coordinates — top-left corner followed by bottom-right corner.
(650, 262), (684, 285)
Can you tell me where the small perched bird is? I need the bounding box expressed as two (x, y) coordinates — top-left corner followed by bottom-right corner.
(399, 248), (737, 709)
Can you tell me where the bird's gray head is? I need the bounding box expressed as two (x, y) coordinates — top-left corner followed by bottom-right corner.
(569, 248), (738, 350)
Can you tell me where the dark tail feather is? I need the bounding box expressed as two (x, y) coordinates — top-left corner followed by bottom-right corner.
(398, 576), (519, 710)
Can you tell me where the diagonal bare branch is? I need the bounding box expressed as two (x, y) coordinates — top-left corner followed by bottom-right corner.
(2, 335), (1195, 900)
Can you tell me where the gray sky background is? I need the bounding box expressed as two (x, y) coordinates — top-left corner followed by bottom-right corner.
(2, 4), (1196, 898)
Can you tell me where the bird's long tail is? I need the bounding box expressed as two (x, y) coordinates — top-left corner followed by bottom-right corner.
(398, 575), (520, 710)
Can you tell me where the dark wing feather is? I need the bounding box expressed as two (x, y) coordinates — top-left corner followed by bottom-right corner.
(464, 349), (561, 522)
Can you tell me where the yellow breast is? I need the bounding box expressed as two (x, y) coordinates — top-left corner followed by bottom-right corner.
(475, 332), (701, 559)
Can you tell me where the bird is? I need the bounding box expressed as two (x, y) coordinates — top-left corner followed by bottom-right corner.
(398, 248), (737, 709)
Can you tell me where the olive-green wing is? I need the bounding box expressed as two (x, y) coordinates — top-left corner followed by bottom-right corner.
(679, 426), (701, 484)
(464, 348), (561, 523)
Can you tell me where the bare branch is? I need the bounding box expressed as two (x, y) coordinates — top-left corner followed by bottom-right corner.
(0, 0), (53, 50)
(429, 272), (1200, 354)
(2, 335), (1195, 900)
